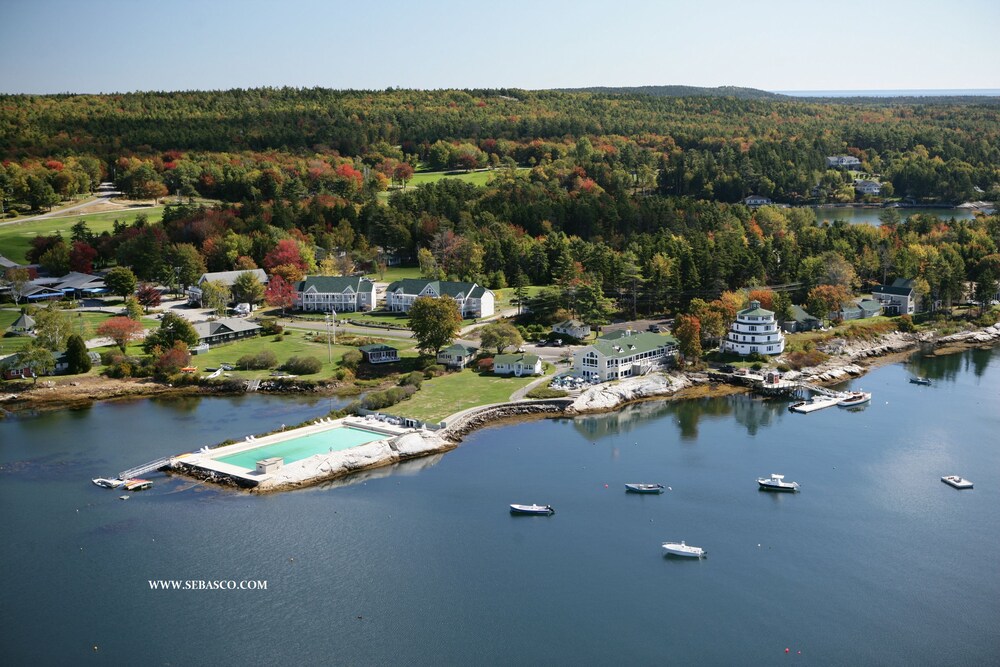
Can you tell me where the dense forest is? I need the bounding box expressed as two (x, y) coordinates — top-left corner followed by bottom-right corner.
(2, 87), (999, 327)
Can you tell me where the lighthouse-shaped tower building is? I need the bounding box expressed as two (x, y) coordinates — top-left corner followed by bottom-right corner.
(722, 300), (785, 356)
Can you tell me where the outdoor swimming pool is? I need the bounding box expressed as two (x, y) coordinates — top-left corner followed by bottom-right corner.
(214, 426), (388, 470)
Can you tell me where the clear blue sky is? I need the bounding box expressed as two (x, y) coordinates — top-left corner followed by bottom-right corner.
(1, 0), (998, 94)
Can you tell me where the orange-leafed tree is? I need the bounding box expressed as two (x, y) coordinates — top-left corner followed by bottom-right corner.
(96, 316), (145, 353)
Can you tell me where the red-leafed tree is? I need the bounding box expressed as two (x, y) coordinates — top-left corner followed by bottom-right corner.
(265, 274), (296, 314)
(69, 241), (97, 274)
(263, 239), (308, 273)
(96, 316), (145, 352)
(136, 283), (162, 312)
(747, 288), (776, 312)
(154, 341), (192, 378)
(393, 163), (414, 189)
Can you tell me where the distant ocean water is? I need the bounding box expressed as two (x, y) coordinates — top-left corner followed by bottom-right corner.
(777, 89), (1000, 97)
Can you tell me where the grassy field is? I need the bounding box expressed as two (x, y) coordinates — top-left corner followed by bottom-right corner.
(363, 265), (422, 283)
(0, 308), (118, 357)
(0, 207), (164, 263)
(396, 367), (547, 423)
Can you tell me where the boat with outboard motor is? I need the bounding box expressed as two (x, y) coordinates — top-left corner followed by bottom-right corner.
(625, 483), (664, 494)
(509, 504), (555, 515)
(662, 541), (706, 558)
(757, 473), (800, 492)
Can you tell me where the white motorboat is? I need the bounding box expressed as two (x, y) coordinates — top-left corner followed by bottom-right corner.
(838, 391), (872, 407)
(92, 477), (124, 489)
(625, 483), (664, 494)
(941, 475), (973, 489)
(757, 473), (800, 492)
(509, 504), (554, 515)
(662, 541), (706, 558)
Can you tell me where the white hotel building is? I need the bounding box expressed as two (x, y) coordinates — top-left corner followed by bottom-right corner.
(721, 300), (785, 356)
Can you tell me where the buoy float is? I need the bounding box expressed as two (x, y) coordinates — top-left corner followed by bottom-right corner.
(785, 648), (790, 653)
(604, 484), (608, 488)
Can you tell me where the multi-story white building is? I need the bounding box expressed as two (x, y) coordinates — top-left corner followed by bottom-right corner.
(385, 279), (494, 318)
(721, 300), (785, 356)
(573, 329), (678, 382)
(294, 275), (376, 313)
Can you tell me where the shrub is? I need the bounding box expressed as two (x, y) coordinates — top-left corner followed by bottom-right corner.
(274, 334), (284, 342)
(361, 385), (417, 410)
(784, 349), (830, 370)
(897, 314), (915, 333)
(526, 387), (569, 399)
(237, 350), (278, 370)
(341, 349), (362, 370)
(751, 362), (763, 371)
(281, 355), (322, 375)
(258, 317), (283, 335)
(401, 370), (424, 387)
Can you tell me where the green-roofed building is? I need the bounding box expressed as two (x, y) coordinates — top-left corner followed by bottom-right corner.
(384, 279), (494, 318)
(359, 344), (399, 364)
(294, 275), (376, 312)
(721, 300), (785, 356)
(493, 352), (542, 377)
(783, 304), (821, 333)
(437, 343), (478, 369)
(573, 329), (678, 382)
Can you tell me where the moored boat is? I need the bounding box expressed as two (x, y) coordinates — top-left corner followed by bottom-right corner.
(509, 504), (554, 515)
(789, 396), (840, 413)
(662, 541), (706, 558)
(124, 478), (153, 491)
(838, 391), (872, 407)
(909, 377), (932, 386)
(625, 483), (664, 494)
(757, 473), (800, 492)
(92, 477), (124, 489)
(941, 475), (973, 489)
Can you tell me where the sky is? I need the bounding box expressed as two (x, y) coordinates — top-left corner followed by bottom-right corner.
(1, 0), (998, 94)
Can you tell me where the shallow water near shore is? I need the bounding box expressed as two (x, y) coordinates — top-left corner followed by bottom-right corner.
(1, 349), (998, 664)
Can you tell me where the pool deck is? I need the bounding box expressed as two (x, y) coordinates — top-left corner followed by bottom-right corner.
(173, 416), (454, 491)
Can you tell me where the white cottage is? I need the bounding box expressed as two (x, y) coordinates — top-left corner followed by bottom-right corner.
(385, 279), (494, 318)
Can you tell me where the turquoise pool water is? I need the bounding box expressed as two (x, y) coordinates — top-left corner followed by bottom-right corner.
(215, 426), (387, 470)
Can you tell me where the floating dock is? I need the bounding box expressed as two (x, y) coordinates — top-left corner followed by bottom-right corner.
(789, 396), (842, 413)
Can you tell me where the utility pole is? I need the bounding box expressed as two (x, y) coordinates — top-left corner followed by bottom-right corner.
(325, 311), (333, 363)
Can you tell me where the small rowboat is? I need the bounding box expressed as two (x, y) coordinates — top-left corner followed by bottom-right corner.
(625, 483), (664, 494)
(909, 377), (932, 386)
(92, 477), (124, 489)
(941, 475), (973, 489)
(509, 504), (554, 515)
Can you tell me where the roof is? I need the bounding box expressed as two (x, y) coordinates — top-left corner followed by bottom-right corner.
(385, 279), (491, 299)
(858, 299), (882, 313)
(193, 318), (261, 339)
(11, 313), (35, 329)
(873, 283), (913, 297)
(197, 269), (268, 287)
(587, 331), (677, 359)
(359, 344), (397, 353)
(789, 304), (819, 322)
(53, 271), (105, 290)
(554, 319), (587, 329)
(494, 353), (540, 366)
(839, 303), (862, 315)
(0, 255), (20, 269)
(439, 343), (478, 356)
(295, 275), (374, 293)
(739, 300), (775, 317)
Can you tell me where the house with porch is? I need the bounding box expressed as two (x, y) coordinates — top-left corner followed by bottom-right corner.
(384, 279), (494, 318)
(437, 343), (478, 369)
(359, 344), (399, 364)
(552, 319), (591, 340)
(854, 180), (882, 196)
(192, 318), (261, 347)
(294, 275), (376, 313)
(493, 353), (542, 377)
(826, 155), (861, 169)
(872, 279), (917, 315)
(187, 269), (268, 306)
(573, 329), (678, 382)
(743, 194), (772, 207)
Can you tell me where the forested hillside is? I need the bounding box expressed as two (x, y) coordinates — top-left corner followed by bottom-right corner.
(2, 87), (999, 328)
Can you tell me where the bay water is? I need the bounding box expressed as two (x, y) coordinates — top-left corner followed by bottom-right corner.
(2, 349), (998, 664)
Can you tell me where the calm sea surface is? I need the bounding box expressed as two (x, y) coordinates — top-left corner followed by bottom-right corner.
(2, 350), (998, 665)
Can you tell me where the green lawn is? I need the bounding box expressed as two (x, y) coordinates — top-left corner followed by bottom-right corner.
(0, 309), (117, 358)
(364, 265), (422, 283)
(0, 208), (165, 263)
(396, 367), (548, 423)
